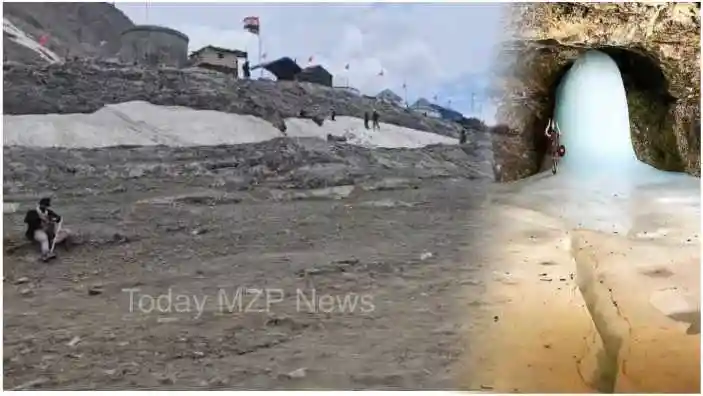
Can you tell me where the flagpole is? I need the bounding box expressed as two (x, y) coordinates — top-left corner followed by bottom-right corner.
(145, 1), (150, 64)
(258, 30), (263, 78)
(403, 80), (408, 107)
(345, 64), (350, 88)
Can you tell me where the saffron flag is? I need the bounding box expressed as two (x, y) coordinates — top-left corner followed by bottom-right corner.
(378, 69), (384, 76)
(344, 63), (350, 70)
(308, 55), (314, 64)
(243, 16), (260, 35)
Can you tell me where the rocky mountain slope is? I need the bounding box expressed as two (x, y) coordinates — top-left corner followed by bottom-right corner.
(3, 137), (493, 200)
(3, 3), (487, 391)
(3, 60), (468, 140)
(3, 2), (477, 144)
(3, 2), (133, 63)
(493, 2), (700, 181)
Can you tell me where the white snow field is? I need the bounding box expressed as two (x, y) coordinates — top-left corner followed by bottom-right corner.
(3, 101), (458, 149)
(3, 17), (62, 63)
(285, 117), (458, 148)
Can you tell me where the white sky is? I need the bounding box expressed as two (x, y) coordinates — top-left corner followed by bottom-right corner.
(116, 2), (507, 120)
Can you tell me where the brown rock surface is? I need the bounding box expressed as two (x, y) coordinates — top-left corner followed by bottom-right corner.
(492, 3), (700, 181)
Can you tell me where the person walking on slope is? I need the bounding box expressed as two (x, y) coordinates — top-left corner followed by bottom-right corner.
(459, 128), (468, 144)
(372, 109), (380, 130)
(24, 197), (70, 261)
(242, 59), (251, 79)
(364, 111), (370, 129)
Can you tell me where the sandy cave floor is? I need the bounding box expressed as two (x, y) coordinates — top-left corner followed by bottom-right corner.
(461, 170), (701, 393)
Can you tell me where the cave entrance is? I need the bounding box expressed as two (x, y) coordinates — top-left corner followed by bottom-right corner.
(537, 46), (678, 175)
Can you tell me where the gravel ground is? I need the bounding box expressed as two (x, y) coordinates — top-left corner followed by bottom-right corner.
(3, 140), (494, 390)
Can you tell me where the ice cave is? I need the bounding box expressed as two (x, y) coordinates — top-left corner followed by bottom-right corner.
(527, 49), (701, 232)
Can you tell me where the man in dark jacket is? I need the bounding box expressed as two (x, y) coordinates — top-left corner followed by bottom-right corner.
(242, 59), (251, 79)
(24, 197), (68, 261)
(372, 110), (380, 130)
(459, 128), (468, 144)
(363, 111), (370, 129)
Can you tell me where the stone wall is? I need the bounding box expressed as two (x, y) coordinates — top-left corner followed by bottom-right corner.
(118, 25), (189, 68)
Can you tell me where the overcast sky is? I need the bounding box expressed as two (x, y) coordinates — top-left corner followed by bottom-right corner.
(116, 2), (507, 121)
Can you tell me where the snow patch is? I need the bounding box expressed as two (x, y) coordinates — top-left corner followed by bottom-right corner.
(3, 101), (458, 149)
(285, 116), (457, 148)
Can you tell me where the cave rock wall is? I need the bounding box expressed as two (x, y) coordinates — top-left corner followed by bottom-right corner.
(493, 3), (700, 181)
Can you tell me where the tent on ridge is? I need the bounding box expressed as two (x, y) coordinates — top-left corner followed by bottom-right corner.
(251, 57), (302, 81)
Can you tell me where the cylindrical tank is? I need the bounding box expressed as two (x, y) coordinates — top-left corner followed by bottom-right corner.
(119, 25), (189, 68)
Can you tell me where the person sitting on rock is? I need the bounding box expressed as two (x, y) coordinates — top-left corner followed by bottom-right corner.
(372, 110), (380, 130)
(24, 197), (70, 261)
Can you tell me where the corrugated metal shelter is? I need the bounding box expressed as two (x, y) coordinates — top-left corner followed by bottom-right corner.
(251, 57), (301, 81)
(297, 65), (333, 87)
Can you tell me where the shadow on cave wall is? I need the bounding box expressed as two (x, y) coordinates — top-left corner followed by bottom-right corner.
(532, 47), (680, 172)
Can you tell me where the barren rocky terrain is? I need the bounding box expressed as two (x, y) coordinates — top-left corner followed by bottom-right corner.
(3, 137), (495, 390)
(2, 16), (496, 386)
(3, 60), (469, 140)
(3, 2), (133, 63)
(10, 2), (699, 391)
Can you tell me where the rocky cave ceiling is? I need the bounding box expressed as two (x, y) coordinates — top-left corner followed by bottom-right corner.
(491, 2), (701, 182)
